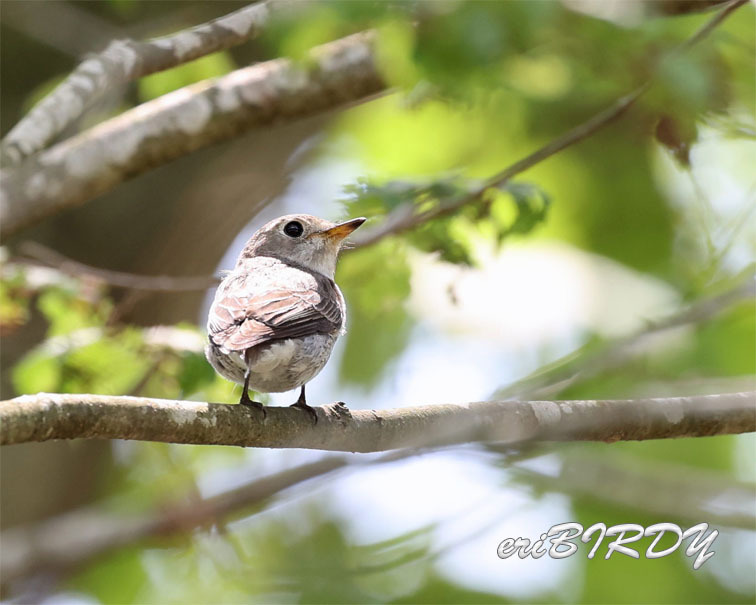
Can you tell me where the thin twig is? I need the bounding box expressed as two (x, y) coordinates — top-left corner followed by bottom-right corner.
(352, 0), (748, 249)
(517, 451), (756, 529)
(16, 242), (220, 292)
(498, 275), (755, 400)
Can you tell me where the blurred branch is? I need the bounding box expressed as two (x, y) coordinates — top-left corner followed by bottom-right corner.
(1, 445), (435, 586)
(352, 83), (645, 248)
(352, 0), (748, 249)
(0, 31), (384, 239)
(16, 241), (220, 292)
(1, 391), (753, 450)
(517, 452), (756, 529)
(646, 0), (735, 16)
(498, 275), (755, 400)
(11, 324), (204, 359)
(0, 0), (276, 166)
(1, 456), (348, 586)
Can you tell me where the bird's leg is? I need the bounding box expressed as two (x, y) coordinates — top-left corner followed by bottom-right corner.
(289, 384), (317, 425)
(239, 353), (265, 418)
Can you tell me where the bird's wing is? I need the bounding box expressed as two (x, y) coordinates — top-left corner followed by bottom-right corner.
(208, 262), (343, 352)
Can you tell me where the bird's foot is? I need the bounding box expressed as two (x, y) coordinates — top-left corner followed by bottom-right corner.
(322, 401), (351, 426)
(290, 399), (318, 425)
(239, 391), (266, 419)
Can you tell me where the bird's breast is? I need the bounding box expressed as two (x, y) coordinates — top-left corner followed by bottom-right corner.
(245, 333), (338, 393)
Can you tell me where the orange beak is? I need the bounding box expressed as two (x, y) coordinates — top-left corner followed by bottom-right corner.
(319, 217), (367, 241)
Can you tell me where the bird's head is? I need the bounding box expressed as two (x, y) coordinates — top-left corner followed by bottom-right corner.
(238, 214), (366, 277)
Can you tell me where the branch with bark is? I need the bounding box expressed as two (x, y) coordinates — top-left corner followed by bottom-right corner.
(0, 31), (383, 240)
(1, 391), (753, 451)
(0, 0), (278, 166)
(2, 0), (746, 242)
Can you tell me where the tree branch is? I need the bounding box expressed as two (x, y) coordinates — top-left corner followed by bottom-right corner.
(1, 392), (753, 450)
(0, 31), (384, 240)
(0, 0), (277, 166)
(2, 1), (746, 241)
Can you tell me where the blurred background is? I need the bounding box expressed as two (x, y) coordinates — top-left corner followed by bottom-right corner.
(1, 1), (754, 603)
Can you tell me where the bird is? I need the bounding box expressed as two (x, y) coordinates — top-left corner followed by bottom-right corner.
(205, 213), (366, 423)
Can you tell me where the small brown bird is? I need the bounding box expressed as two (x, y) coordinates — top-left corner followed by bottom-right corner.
(205, 214), (365, 421)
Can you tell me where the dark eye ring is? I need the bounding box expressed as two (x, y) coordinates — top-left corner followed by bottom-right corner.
(283, 221), (304, 238)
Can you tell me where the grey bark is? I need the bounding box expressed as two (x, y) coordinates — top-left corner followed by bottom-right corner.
(0, 0), (276, 166)
(1, 392), (754, 451)
(0, 31), (383, 240)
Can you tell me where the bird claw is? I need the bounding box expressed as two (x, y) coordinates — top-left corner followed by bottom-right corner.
(239, 392), (266, 419)
(290, 400), (318, 425)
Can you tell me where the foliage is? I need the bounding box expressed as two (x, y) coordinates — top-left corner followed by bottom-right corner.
(138, 52), (236, 102)
(4, 268), (243, 405)
(337, 239), (413, 386)
(343, 178), (551, 265)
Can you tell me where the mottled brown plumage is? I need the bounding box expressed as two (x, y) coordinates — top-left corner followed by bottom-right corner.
(205, 214), (365, 422)
(208, 257), (343, 351)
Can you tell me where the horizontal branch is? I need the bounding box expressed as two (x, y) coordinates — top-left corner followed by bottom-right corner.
(1, 392), (753, 451)
(0, 0), (276, 166)
(0, 31), (384, 239)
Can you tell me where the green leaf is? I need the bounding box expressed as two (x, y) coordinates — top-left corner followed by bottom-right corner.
(68, 546), (147, 604)
(12, 351), (61, 394)
(490, 181), (552, 239)
(344, 174), (551, 266)
(338, 240), (413, 387)
(0, 271), (30, 329)
(37, 288), (103, 336)
(60, 328), (148, 395)
(177, 351), (217, 397)
(138, 52), (236, 101)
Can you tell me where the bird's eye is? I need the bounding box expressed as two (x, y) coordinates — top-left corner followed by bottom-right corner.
(283, 221), (304, 238)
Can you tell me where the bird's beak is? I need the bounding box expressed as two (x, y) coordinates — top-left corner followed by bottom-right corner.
(319, 217), (367, 241)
